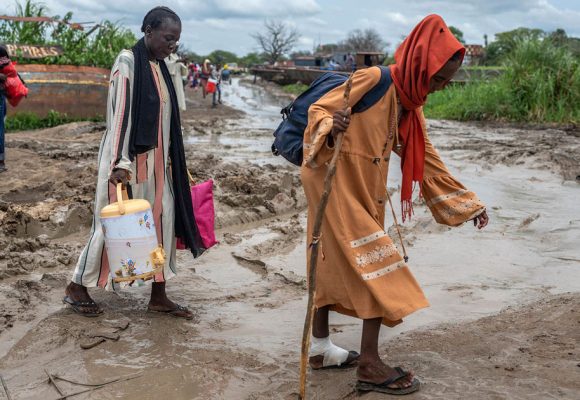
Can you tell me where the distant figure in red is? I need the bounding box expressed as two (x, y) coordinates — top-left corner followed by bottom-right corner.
(200, 59), (211, 98)
(0, 45), (28, 173)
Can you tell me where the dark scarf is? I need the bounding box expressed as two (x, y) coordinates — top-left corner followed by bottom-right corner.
(129, 38), (205, 257)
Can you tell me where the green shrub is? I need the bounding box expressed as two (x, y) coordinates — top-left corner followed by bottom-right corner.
(282, 83), (309, 96)
(6, 110), (103, 131)
(0, 1), (136, 68)
(424, 39), (580, 124)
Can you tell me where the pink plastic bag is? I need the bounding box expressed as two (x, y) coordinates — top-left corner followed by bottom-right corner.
(176, 179), (218, 250)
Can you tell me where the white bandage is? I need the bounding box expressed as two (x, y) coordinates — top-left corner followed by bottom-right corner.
(310, 336), (350, 367)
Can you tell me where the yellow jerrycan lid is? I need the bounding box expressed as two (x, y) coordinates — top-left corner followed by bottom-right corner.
(100, 183), (151, 218)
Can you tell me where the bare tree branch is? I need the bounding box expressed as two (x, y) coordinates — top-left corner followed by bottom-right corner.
(340, 28), (388, 52)
(252, 20), (300, 64)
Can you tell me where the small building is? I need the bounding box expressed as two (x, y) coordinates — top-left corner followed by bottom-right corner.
(330, 51), (386, 70)
(464, 44), (484, 66)
(355, 52), (385, 68)
(293, 56), (319, 67)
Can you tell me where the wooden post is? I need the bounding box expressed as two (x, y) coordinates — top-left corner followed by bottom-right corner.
(299, 73), (354, 400)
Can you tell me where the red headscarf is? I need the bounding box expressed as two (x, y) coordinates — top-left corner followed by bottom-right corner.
(390, 14), (465, 221)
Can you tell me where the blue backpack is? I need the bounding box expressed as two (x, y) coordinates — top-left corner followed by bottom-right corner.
(271, 66), (392, 166)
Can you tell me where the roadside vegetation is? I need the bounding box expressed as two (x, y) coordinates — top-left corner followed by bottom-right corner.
(0, 0), (136, 68)
(5, 110), (103, 131)
(281, 83), (309, 96)
(425, 29), (580, 124)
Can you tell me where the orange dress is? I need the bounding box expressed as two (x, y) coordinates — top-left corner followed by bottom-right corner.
(301, 67), (485, 326)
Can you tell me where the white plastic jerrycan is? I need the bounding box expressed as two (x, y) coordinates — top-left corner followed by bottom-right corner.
(100, 183), (165, 287)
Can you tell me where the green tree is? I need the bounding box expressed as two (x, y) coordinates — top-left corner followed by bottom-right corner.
(547, 28), (580, 58)
(206, 49), (238, 66)
(180, 49), (204, 64)
(0, 0), (136, 68)
(449, 26), (465, 44)
(0, 0), (50, 45)
(484, 27), (545, 65)
(238, 52), (266, 67)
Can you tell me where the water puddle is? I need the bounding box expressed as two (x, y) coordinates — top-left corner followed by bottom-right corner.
(185, 78), (288, 166)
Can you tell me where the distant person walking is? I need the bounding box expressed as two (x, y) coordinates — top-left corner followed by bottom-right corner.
(0, 51), (6, 174)
(345, 52), (355, 71)
(200, 59), (211, 98)
(301, 14), (488, 395)
(166, 49), (187, 111)
(211, 63), (222, 107)
(189, 62), (199, 89)
(221, 64), (231, 84)
(64, 6), (205, 318)
(0, 45), (28, 173)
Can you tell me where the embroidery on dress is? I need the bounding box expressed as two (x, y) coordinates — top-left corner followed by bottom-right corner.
(361, 260), (406, 281)
(437, 198), (480, 220)
(426, 189), (469, 207)
(355, 243), (398, 267)
(350, 231), (388, 248)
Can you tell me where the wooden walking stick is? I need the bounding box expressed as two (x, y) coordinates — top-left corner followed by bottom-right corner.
(299, 72), (354, 400)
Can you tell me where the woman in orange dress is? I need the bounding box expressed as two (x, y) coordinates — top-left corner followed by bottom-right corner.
(301, 14), (489, 394)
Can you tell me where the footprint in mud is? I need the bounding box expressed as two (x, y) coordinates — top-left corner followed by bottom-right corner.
(232, 253), (267, 277)
(518, 213), (540, 228)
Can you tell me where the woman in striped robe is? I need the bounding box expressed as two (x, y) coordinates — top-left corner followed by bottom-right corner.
(64, 6), (204, 319)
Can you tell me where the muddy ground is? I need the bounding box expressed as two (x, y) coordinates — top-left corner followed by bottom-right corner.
(0, 78), (579, 399)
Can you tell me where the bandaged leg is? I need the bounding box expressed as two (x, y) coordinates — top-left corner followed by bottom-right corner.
(310, 336), (350, 367)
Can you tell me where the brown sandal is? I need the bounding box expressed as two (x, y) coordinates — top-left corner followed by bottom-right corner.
(148, 304), (194, 320)
(356, 367), (421, 395)
(63, 296), (103, 317)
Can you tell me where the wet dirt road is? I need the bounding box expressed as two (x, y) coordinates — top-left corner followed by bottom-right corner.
(0, 77), (579, 399)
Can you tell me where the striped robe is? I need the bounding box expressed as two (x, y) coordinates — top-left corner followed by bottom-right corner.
(72, 50), (177, 290)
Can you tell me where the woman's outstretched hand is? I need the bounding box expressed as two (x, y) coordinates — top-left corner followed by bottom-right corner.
(473, 209), (489, 229)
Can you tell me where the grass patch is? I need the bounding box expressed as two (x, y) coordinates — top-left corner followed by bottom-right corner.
(6, 110), (104, 132)
(424, 39), (580, 124)
(282, 83), (309, 96)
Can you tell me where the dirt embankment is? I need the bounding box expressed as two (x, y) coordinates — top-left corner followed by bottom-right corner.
(430, 119), (580, 181)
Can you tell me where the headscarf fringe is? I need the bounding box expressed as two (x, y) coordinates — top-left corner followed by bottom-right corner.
(401, 199), (414, 223)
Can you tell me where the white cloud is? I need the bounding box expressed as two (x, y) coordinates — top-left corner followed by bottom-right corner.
(305, 17), (327, 26)
(6, 0), (580, 56)
(298, 36), (315, 48)
(202, 18), (229, 30)
(384, 12), (409, 25)
(213, 0), (321, 18)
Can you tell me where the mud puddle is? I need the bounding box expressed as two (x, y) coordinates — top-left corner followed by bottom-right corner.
(185, 77), (289, 166)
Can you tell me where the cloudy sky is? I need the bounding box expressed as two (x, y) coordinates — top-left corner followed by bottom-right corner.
(4, 0), (580, 55)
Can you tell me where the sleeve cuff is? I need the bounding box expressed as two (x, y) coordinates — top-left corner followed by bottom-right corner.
(304, 117), (333, 168)
(422, 175), (485, 227)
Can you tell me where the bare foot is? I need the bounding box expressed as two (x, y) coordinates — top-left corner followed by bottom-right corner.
(357, 358), (415, 389)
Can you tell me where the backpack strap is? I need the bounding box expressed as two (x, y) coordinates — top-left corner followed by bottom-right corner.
(351, 66), (392, 114)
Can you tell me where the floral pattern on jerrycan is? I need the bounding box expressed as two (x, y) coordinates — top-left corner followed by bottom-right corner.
(100, 184), (165, 288)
